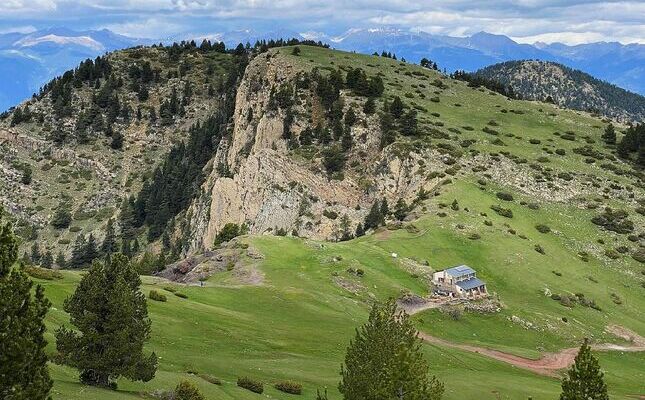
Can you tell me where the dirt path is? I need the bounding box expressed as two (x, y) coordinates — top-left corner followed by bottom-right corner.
(418, 328), (645, 377)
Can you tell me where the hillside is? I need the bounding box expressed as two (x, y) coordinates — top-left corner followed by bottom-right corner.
(474, 60), (645, 122)
(2, 44), (644, 399)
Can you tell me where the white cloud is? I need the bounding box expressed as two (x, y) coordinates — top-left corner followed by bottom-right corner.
(0, 1), (642, 44)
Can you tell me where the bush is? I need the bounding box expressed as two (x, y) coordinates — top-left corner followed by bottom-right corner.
(237, 377), (263, 394)
(174, 380), (205, 400)
(199, 374), (222, 385)
(534, 244), (545, 254)
(490, 205), (513, 218)
(604, 249), (620, 259)
(149, 290), (167, 302)
(632, 248), (645, 263)
(163, 286), (177, 293)
(174, 292), (188, 299)
(496, 192), (514, 201)
(468, 233), (481, 240)
(214, 223), (246, 246)
(274, 381), (303, 395)
(535, 224), (551, 233)
(25, 266), (63, 280)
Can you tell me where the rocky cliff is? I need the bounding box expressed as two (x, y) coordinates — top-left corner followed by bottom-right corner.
(186, 50), (439, 251)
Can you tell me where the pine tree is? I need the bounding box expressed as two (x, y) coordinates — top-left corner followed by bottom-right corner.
(84, 234), (99, 264)
(101, 219), (118, 257)
(55, 251), (66, 269)
(560, 339), (608, 400)
(55, 253), (157, 389)
(602, 124), (616, 145)
(51, 207), (72, 229)
(363, 97), (376, 115)
(110, 131), (124, 150)
(339, 299), (444, 400)
(31, 242), (42, 265)
(364, 201), (383, 230)
(0, 212), (53, 399)
(41, 250), (54, 269)
(70, 235), (87, 269)
(390, 96), (404, 119)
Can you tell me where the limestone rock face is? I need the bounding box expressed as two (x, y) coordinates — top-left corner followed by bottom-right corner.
(186, 52), (438, 252)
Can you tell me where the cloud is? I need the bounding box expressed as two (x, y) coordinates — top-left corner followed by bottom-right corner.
(0, 0), (642, 44)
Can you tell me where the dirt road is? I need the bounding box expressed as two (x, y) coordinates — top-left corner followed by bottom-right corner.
(418, 326), (645, 377)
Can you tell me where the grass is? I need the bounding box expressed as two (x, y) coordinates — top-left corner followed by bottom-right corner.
(38, 195), (644, 399)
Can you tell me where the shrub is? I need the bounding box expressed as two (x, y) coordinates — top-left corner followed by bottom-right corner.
(447, 308), (462, 321)
(174, 292), (188, 299)
(496, 192), (514, 201)
(199, 374), (222, 385)
(237, 377), (263, 394)
(468, 233), (481, 240)
(174, 380), (205, 400)
(149, 290), (167, 302)
(591, 208), (634, 234)
(274, 381), (303, 395)
(535, 224), (551, 234)
(214, 223), (246, 246)
(604, 249), (620, 259)
(323, 209), (338, 220)
(534, 244), (545, 254)
(163, 286), (177, 293)
(632, 248), (645, 263)
(490, 205), (513, 218)
(25, 266), (63, 280)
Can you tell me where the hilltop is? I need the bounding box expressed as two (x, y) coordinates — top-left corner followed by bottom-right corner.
(2, 43), (644, 399)
(474, 60), (645, 122)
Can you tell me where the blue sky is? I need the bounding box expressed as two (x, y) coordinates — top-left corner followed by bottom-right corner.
(0, 1), (643, 44)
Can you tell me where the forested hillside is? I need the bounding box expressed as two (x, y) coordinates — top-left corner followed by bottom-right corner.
(474, 60), (645, 123)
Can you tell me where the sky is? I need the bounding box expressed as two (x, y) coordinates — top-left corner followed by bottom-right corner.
(0, 0), (643, 45)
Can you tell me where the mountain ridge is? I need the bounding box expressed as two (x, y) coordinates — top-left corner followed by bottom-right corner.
(1, 27), (644, 113)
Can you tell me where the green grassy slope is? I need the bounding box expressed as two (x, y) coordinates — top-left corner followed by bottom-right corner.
(38, 218), (644, 399)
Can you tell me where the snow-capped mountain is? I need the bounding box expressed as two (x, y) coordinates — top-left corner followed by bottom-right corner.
(1, 26), (643, 112)
(0, 28), (150, 111)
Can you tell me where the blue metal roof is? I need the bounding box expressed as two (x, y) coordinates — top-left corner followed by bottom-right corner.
(456, 278), (486, 290)
(445, 265), (475, 277)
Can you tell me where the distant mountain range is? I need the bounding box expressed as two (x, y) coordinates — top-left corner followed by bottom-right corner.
(1, 27), (643, 112)
(0, 28), (150, 111)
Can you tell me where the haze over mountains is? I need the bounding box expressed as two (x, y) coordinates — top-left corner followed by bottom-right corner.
(0, 27), (643, 112)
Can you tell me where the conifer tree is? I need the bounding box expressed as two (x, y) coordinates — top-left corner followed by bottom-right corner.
(390, 96), (404, 119)
(101, 219), (118, 257)
(364, 201), (383, 231)
(560, 339), (608, 400)
(0, 212), (52, 399)
(363, 97), (376, 115)
(55, 251), (66, 269)
(55, 253), (157, 389)
(84, 234), (99, 264)
(70, 235), (87, 269)
(41, 250), (54, 269)
(339, 299), (444, 400)
(602, 124), (616, 145)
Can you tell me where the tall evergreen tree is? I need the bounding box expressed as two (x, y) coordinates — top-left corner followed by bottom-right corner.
(339, 299), (444, 400)
(602, 124), (616, 145)
(41, 251), (54, 269)
(101, 219), (118, 257)
(560, 339), (608, 400)
(55, 251), (66, 269)
(55, 254), (157, 389)
(0, 212), (53, 399)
